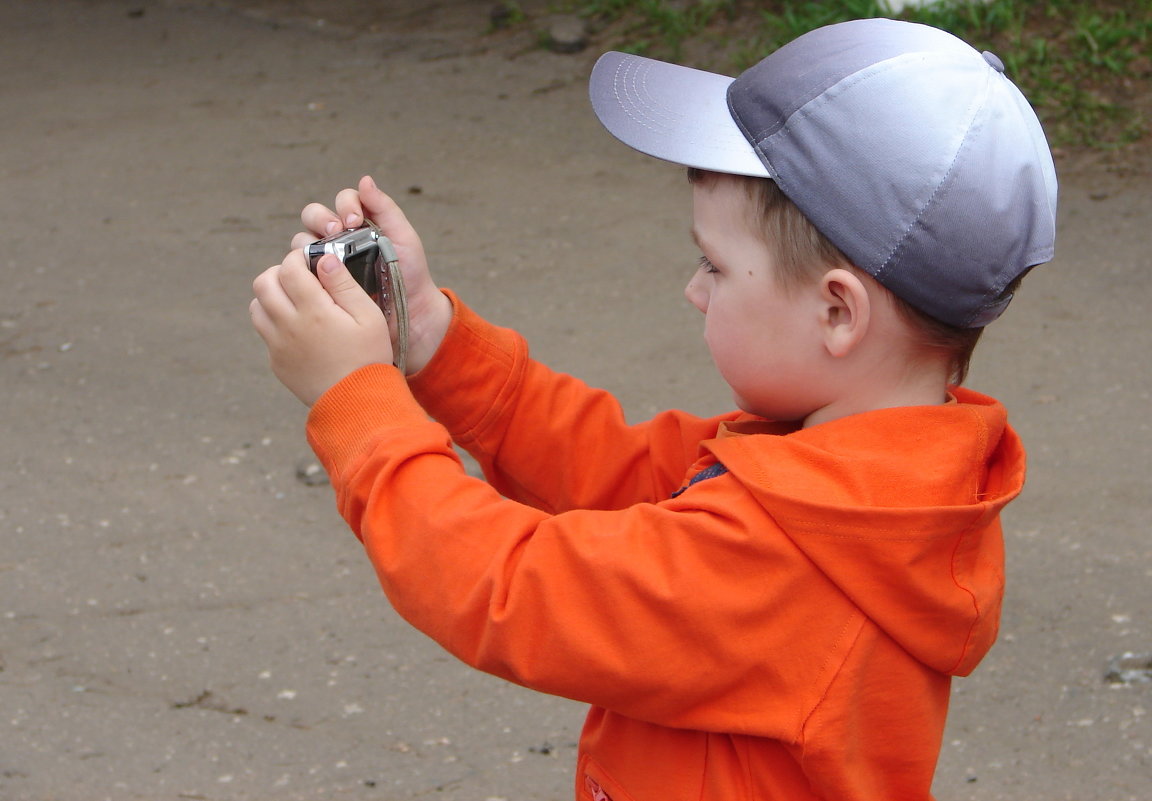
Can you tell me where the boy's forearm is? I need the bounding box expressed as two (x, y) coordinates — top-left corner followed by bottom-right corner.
(407, 292), (715, 510)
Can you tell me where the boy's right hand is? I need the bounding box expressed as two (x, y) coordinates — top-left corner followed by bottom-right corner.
(295, 175), (453, 375)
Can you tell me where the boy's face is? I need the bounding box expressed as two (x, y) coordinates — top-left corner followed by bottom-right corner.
(686, 176), (829, 420)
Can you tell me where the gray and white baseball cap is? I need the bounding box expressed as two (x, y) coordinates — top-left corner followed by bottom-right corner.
(589, 18), (1058, 328)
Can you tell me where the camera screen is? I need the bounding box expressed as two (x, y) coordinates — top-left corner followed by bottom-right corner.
(342, 249), (380, 296)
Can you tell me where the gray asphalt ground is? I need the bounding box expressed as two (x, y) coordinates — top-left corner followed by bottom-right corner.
(2, 1), (1149, 799)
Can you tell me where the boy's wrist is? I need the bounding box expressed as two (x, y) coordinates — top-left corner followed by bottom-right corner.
(402, 289), (456, 376)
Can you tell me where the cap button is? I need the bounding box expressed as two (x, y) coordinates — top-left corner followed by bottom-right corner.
(982, 50), (1005, 73)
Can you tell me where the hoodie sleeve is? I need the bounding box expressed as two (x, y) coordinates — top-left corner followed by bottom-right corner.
(307, 369), (854, 738)
(404, 291), (735, 511)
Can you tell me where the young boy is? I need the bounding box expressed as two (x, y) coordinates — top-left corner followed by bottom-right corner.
(251, 18), (1056, 801)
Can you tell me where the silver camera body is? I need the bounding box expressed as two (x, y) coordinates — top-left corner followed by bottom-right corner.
(305, 223), (395, 298)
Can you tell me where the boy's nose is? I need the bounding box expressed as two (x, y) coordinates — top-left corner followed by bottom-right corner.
(685, 275), (708, 313)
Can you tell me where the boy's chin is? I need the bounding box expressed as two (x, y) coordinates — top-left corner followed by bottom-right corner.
(732, 390), (809, 424)
(731, 392), (771, 420)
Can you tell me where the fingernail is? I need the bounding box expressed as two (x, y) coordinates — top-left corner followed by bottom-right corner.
(324, 220), (340, 235)
(345, 213), (360, 228)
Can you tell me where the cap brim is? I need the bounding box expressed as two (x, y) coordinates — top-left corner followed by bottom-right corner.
(589, 51), (770, 178)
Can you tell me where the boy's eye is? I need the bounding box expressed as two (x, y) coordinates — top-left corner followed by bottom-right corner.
(697, 255), (718, 274)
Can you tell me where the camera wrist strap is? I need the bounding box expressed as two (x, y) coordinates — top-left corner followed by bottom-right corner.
(374, 238), (408, 375)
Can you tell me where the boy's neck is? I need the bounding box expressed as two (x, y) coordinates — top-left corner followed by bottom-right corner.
(802, 364), (951, 428)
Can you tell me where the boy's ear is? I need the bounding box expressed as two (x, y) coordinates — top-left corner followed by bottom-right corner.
(819, 268), (871, 358)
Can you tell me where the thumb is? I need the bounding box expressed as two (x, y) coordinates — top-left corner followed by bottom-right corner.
(358, 174), (392, 216)
(358, 175), (416, 241)
(314, 254), (380, 321)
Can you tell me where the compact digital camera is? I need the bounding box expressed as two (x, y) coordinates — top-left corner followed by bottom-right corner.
(305, 223), (390, 297)
(304, 221), (409, 374)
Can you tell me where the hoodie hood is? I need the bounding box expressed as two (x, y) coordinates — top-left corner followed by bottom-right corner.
(707, 387), (1024, 676)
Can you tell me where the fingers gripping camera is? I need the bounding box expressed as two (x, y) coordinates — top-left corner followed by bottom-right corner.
(305, 222), (409, 374)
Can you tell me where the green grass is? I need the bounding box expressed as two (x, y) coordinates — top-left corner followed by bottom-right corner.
(547, 0), (1152, 150)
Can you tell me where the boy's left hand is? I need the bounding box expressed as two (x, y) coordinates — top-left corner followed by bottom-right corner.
(250, 248), (393, 407)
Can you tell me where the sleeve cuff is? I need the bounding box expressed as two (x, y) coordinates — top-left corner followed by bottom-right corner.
(306, 363), (431, 479)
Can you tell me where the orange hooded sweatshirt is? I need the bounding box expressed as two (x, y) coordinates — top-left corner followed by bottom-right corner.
(306, 292), (1025, 801)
